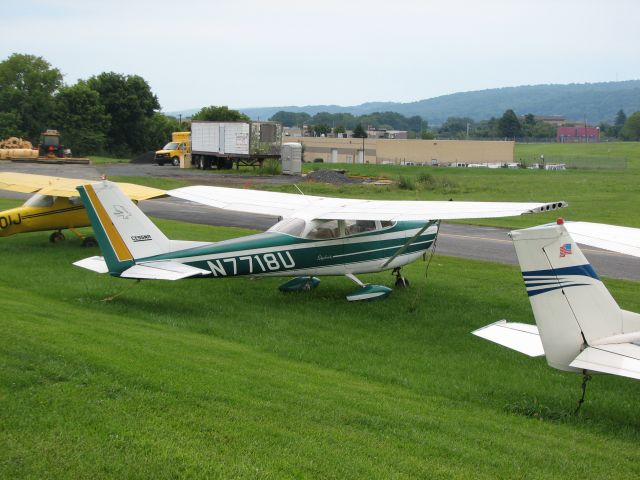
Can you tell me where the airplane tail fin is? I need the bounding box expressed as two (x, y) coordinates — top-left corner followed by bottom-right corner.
(76, 181), (171, 274)
(510, 221), (625, 371)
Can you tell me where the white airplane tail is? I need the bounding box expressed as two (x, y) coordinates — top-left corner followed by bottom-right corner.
(511, 222), (629, 371)
(474, 221), (640, 379)
(75, 181), (210, 280)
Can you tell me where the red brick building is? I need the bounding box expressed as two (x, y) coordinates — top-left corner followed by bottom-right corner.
(556, 126), (600, 143)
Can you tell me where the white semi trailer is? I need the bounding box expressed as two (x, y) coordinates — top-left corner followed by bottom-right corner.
(190, 120), (282, 170)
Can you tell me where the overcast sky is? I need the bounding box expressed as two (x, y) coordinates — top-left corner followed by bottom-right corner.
(3, 0), (639, 112)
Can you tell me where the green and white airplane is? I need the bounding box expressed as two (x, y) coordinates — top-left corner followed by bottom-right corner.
(74, 181), (567, 301)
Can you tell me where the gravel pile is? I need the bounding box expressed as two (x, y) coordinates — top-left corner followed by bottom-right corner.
(305, 169), (364, 184)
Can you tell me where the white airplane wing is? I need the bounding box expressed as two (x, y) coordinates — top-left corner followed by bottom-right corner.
(570, 343), (640, 380)
(564, 221), (640, 258)
(472, 320), (545, 357)
(168, 185), (567, 221)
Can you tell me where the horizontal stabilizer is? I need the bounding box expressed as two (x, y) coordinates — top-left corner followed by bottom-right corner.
(570, 343), (640, 380)
(73, 256), (109, 274)
(120, 261), (211, 281)
(472, 320), (544, 357)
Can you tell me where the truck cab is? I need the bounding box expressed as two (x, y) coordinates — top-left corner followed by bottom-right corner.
(155, 131), (190, 166)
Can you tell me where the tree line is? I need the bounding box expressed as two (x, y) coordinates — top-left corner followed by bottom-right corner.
(0, 53), (252, 157)
(270, 108), (640, 141)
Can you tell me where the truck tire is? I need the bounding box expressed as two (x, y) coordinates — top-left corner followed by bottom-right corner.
(171, 156), (180, 166)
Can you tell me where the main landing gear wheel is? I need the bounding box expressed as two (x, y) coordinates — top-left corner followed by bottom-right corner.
(82, 236), (98, 248)
(49, 231), (65, 243)
(392, 267), (409, 288)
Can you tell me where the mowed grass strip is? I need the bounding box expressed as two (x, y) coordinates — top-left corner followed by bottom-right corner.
(1, 221), (640, 478)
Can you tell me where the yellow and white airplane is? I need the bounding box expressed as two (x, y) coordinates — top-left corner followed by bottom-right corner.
(0, 172), (165, 246)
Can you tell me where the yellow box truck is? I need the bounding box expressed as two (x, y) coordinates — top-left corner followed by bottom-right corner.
(155, 131), (190, 166)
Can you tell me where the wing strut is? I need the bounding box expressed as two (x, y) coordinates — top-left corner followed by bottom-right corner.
(382, 220), (437, 268)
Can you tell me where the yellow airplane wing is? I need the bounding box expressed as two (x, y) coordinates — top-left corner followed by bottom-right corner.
(0, 172), (165, 201)
(109, 182), (166, 201)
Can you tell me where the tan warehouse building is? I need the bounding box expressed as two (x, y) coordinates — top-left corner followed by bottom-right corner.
(293, 137), (514, 165)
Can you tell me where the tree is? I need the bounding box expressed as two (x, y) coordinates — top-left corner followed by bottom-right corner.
(86, 72), (160, 155)
(269, 111), (310, 127)
(0, 53), (63, 140)
(333, 124), (346, 135)
(609, 109), (627, 138)
(52, 82), (110, 155)
(0, 111), (21, 139)
(615, 109), (627, 126)
(352, 124), (367, 138)
(420, 130), (435, 140)
(141, 113), (182, 152)
(475, 117), (498, 138)
(313, 124), (331, 136)
(620, 111), (640, 141)
(192, 105), (250, 122)
(497, 109), (522, 138)
(438, 117), (473, 138)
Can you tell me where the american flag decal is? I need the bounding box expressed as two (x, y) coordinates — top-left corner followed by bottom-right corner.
(560, 243), (572, 257)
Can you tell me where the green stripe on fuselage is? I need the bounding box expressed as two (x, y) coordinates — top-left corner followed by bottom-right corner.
(137, 221), (437, 278)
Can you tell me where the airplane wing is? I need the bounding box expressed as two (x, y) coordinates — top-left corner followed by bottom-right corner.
(472, 320), (545, 357)
(0, 172), (165, 201)
(570, 343), (640, 380)
(564, 221), (640, 258)
(168, 185), (567, 221)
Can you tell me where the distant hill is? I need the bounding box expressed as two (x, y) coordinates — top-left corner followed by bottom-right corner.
(167, 80), (640, 125)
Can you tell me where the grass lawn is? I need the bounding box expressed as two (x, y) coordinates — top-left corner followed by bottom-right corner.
(88, 155), (132, 165)
(1, 218), (639, 478)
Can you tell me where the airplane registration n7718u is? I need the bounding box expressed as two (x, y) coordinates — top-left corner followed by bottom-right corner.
(74, 181), (567, 301)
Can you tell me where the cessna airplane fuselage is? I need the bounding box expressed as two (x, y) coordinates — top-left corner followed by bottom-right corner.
(113, 220), (436, 279)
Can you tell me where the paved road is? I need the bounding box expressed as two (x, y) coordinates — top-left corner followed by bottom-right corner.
(1, 161), (639, 281)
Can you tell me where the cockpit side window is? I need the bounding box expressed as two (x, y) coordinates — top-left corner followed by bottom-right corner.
(306, 220), (339, 239)
(344, 220), (376, 236)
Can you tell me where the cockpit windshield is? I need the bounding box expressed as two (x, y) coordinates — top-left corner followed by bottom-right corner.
(24, 194), (55, 208)
(268, 218), (306, 237)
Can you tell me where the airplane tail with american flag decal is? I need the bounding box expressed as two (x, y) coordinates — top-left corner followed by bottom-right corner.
(510, 220), (627, 372)
(474, 220), (640, 380)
